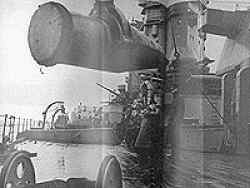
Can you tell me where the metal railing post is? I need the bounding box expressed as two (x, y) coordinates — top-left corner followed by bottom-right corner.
(26, 119), (29, 131)
(8, 116), (15, 142)
(2, 114), (8, 144)
(33, 120), (36, 129)
(12, 116), (16, 142)
(17, 117), (21, 134)
(22, 118), (25, 132)
(8, 116), (11, 141)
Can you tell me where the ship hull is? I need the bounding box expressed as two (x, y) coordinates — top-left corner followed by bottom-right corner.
(16, 128), (121, 145)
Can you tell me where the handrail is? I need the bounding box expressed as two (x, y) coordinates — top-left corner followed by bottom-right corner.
(0, 114), (43, 144)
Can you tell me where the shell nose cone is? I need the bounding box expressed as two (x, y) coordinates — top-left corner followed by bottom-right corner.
(28, 2), (73, 66)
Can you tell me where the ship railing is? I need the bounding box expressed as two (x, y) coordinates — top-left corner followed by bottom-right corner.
(0, 114), (43, 144)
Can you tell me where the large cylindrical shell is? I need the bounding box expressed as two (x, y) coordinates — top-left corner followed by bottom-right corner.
(66, 14), (112, 70)
(28, 2), (113, 69)
(28, 2), (167, 72)
(28, 2), (73, 66)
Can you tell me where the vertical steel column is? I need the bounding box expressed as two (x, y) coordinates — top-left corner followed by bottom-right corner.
(138, 3), (168, 187)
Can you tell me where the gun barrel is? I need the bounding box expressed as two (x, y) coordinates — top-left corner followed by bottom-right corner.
(28, 1), (167, 73)
(96, 83), (120, 97)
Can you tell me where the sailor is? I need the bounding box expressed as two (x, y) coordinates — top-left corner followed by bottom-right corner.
(80, 105), (88, 120)
(77, 102), (83, 119)
(134, 71), (163, 149)
(111, 85), (129, 105)
(96, 107), (103, 119)
(120, 98), (142, 148)
(94, 107), (102, 127)
(54, 105), (69, 129)
(87, 110), (92, 120)
(139, 72), (158, 105)
(110, 89), (117, 102)
(91, 106), (99, 127)
(92, 106), (97, 118)
(139, 77), (148, 104)
(69, 107), (78, 123)
(118, 85), (129, 102)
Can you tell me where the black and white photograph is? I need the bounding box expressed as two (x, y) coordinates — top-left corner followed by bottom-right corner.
(0, 0), (250, 187)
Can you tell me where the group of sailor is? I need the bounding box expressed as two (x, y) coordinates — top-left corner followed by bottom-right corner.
(69, 103), (103, 125)
(117, 71), (163, 148)
(132, 72), (162, 116)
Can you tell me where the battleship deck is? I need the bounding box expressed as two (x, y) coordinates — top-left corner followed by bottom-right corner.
(0, 142), (250, 188)
(166, 150), (250, 188)
(12, 141), (147, 188)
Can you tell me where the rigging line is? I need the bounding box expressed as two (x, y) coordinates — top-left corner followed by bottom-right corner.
(170, 20), (179, 58)
(202, 91), (229, 128)
(202, 91), (236, 150)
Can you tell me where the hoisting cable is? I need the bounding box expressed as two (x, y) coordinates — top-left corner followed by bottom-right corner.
(202, 92), (227, 124)
(202, 92), (236, 152)
(170, 20), (180, 58)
